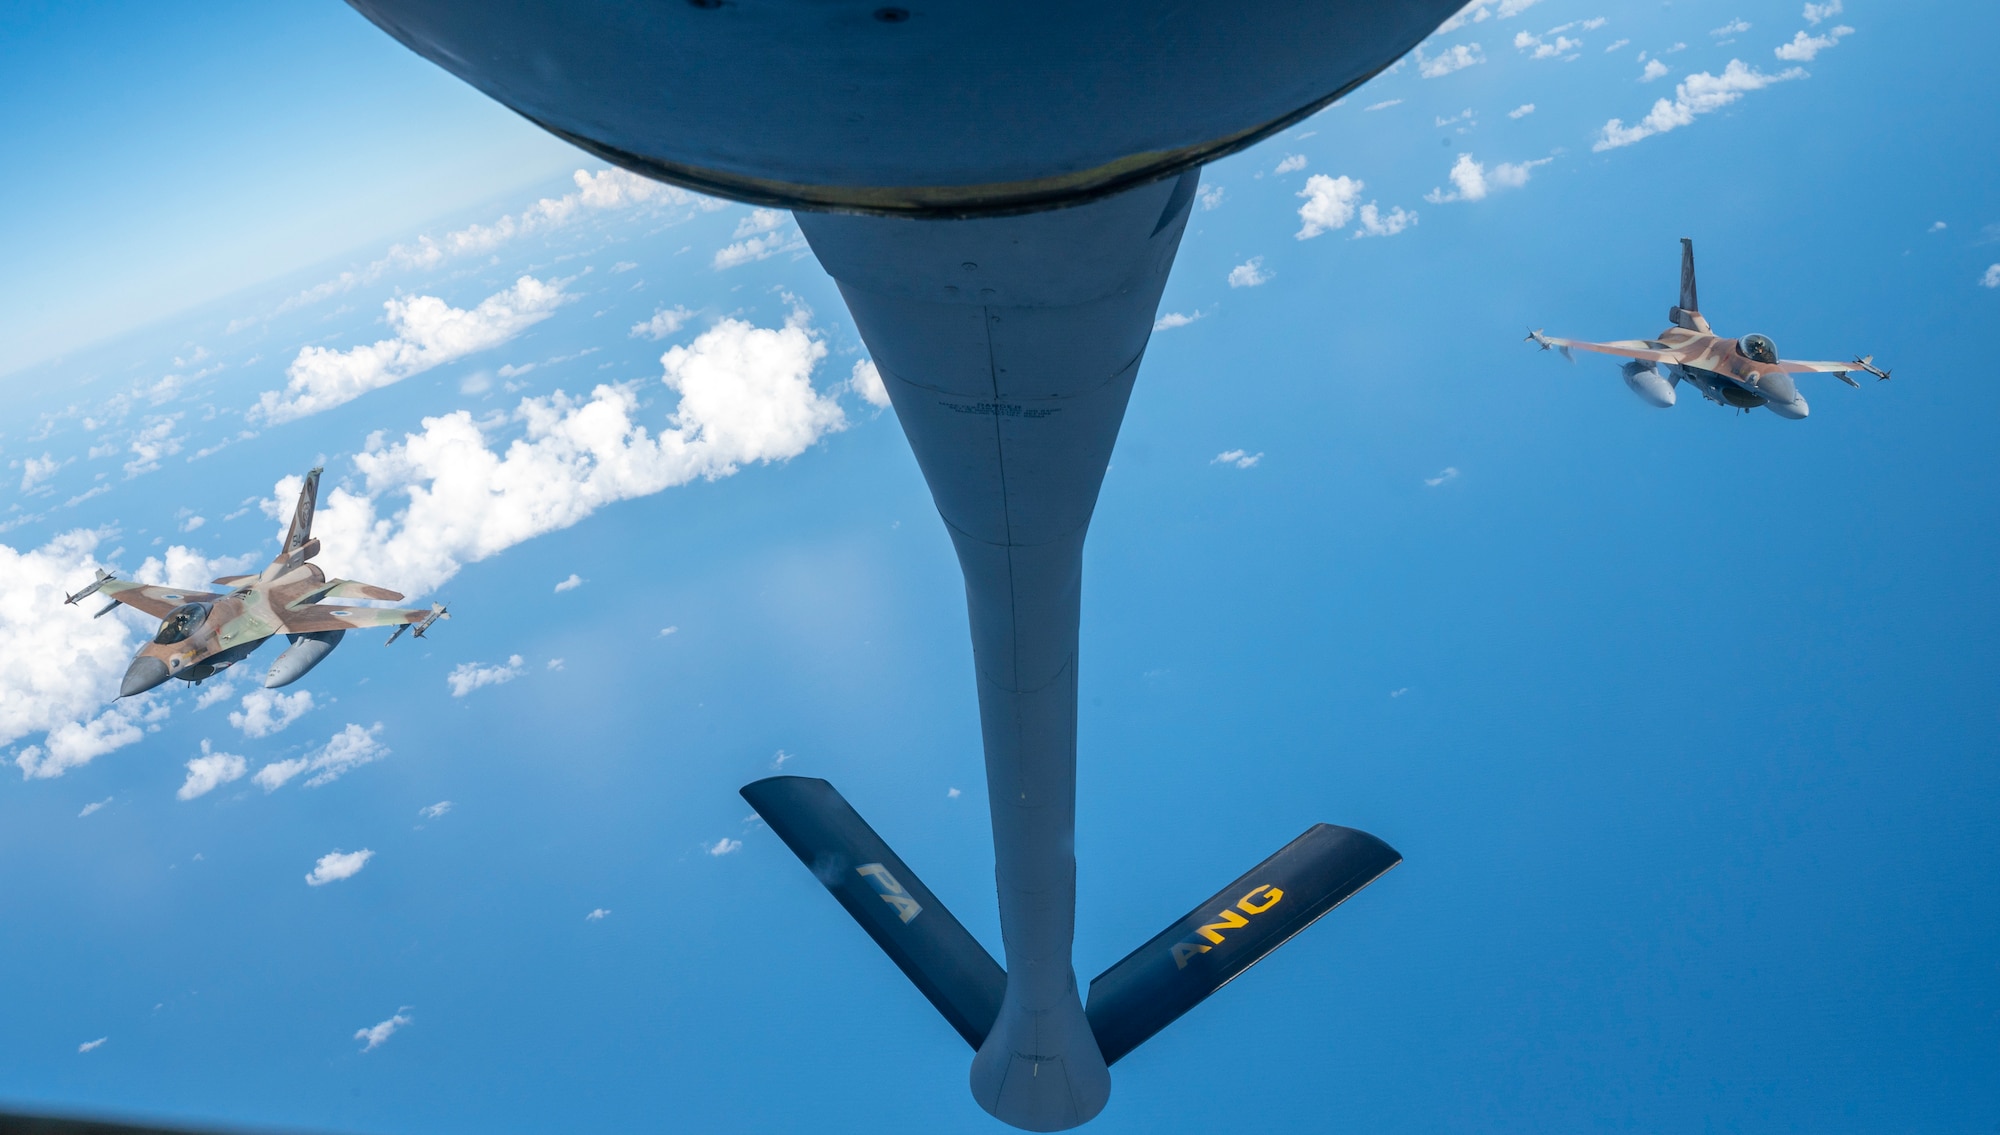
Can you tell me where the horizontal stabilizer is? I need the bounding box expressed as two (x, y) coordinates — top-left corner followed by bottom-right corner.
(741, 776), (1005, 1049)
(1084, 823), (1400, 1064)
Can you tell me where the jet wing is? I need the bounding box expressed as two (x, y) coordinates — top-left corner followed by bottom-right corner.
(1775, 354), (1890, 386)
(1528, 331), (1683, 365)
(279, 603), (430, 634)
(95, 580), (224, 619)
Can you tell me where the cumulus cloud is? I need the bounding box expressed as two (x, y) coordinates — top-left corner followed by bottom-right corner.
(354, 1009), (410, 1051)
(419, 800), (452, 819)
(447, 655), (525, 697)
(705, 837), (743, 856)
(1198, 184), (1225, 210)
(124, 415), (184, 477)
(848, 359), (891, 408)
(1212, 450), (1263, 469)
(1641, 58), (1671, 81)
(1712, 17), (1751, 36)
(3, 532), (251, 778)
(1802, 0), (1842, 24)
(1425, 153), (1553, 203)
(254, 277), (569, 425)
(1418, 43), (1486, 78)
(1297, 176), (1416, 240)
(1982, 264), (2000, 289)
(586, 908), (611, 921)
(1153, 311), (1203, 331)
(229, 689), (314, 738)
(1425, 467), (1461, 486)
(659, 626), (679, 637)
(269, 168), (715, 318)
(1274, 154), (1308, 174)
(1594, 60), (1807, 150)
(1514, 29), (1583, 59)
(20, 454), (59, 492)
(194, 680), (238, 710)
(1509, 103), (1537, 118)
(266, 310), (845, 598)
(255, 723), (388, 792)
(554, 573), (584, 593)
(1436, 0), (1540, 32)
(630, 306), (692, 341)
(1775, 25), (1852, 62)
(306, 848), (373, 886)
(713, 209), (805, 269)
(1227, 258), (1272, 287)
(177, 739), (247, 800)
(947, 787), (962, 798)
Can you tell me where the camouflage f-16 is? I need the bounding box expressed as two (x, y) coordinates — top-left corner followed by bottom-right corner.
(1529, 238), (1889, 418)
(64, 468), (446, 698)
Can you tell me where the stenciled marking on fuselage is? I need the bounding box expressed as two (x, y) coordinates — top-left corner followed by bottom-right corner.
(856, 862), (923, 923)
(1171, 885), (1283, 969)
(939, 400), (1060, 419)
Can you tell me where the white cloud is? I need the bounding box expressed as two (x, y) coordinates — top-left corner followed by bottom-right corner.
(1153, 311), (1202, 331)
(630, 306), (692, 341)
(659, 626), (680, 637)
(229, 689), (314, 738)
(770, 749), (794, 770)
(1928, 221), (1946, 233)
(1435, 108), (1474, 128)
(554, 573), (584, 593)
(194, 680), (238, 710)
(1212, 449), (1264, 469)
(1296, 175), (1363, 239)
(1641, 58), (1671, 81)
(1712, 18), (1751, 36)
(1390, 688), (1410, 698)
(1418, 42), (1486, 78)
(177, 739), (247, 800)
(354, 1009), (410, 1051)
(1515, 29), (1584, 59)
(255, 722), (389, 792)
(1594, 60), (1807, 150)
(1197, 184), (1225, 210)
(255, 277), (569, 425)
(270, 168), (714, 317)
(610, 261), (639, 274)
(1775, 25), (1851, 61)
(1354, 202), (1417, 239)
(1425, 466), (1461, 486)
(947, 787), (962, 798)
(586, 908), (611, 921)
(125, 415), (184, 477)
(546, 658), (564, 670)
(849, 359), (891, 408)
(420, 800), (452, 819)
(270, 311), (845, 598)
(447, 655), (525, 697)
(1226, 258), (1271, 288)
(1495, 0), (1541, 15)
(1426, 153), (1553, 203)
(1802, 0), (1842, 25)
(1981, 264), (2000, 289)
(78, 1037), (107, 1053)
(713, 210), (805, 269)
(2, 532), (254, 778)
(179, 515), (205, 533)
(20, 454), (59, 492)
(78, 796), (112, 817)
(1364, 99), (1404, 111)
(1436, 0), (1539, 30)
(306, 848), (373, 886)
(705, 837), (743, 856)
(1604, 38), (1630, 53)
(1509, 103), (1537, 118)
(1274, 154), (1308, 174)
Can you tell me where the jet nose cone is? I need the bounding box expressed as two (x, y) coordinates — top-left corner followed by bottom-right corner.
(120, 656), (170, 698)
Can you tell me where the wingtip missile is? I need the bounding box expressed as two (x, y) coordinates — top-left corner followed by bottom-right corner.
(64, 568), (115, 607)
(411, 603), (449, 639)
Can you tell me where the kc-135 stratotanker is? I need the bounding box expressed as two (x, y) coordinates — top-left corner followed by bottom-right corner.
(64, 468), (445, 699)
(1530, 238), (1890, 418)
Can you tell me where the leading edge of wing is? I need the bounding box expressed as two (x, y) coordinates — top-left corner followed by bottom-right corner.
(279, 604), (429, 634)
(96, 581), (225, 620)
(1529, 331), (1682, 364)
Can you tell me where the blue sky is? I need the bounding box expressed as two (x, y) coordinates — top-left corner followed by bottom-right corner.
(3, 1), (1998, 1132)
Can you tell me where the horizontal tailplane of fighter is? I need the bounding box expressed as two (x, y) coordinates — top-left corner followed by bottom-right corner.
(64, 468), (447, 698)
(1529, 238), (1889, 419)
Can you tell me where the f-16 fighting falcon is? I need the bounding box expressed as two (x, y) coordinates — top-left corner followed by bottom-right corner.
(63, 468), (447, 699)
(1530, 238), (1889, 419)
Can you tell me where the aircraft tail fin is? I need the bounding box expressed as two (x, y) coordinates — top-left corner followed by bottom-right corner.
(1083, 823), (1400, 1065)
(281, 467), (323, 557)
(1668, 237), (1709, 331)
(741, 776), (1005, 1049)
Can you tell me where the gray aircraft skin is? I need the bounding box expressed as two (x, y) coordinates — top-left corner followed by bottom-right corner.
(320, 3), (1463, 1131)
(1530, 239), (1889, 418)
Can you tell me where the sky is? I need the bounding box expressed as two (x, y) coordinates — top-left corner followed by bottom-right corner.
(3, 1), (1998, 1132)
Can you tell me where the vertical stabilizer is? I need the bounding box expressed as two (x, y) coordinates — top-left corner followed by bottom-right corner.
(1679, 237), (1699, 315)
(282, 468), (322, 556)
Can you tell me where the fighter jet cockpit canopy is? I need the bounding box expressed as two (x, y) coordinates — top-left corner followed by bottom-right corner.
(153, 602), (208, 645)
(1739, 333), (1780, 364)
